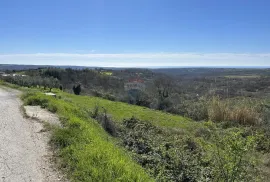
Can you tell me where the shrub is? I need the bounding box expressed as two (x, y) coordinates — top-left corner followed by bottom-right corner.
(210, 131), (260, 181)
(91, 89), (103, 97)
(72, 84), (81, 95)
(47, 103), (58, 113)
(21, 91), (35, 100)
(158, 97), (173, 110)
(100, 112), (117, 137)
(24, 96), (49, 107)
(102, 93), (116, 101)
(119, 117), (211, 181)
(174, 97), (209, 121)
(91, 104), (100, 119)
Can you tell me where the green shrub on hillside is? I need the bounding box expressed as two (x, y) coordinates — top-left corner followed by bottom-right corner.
(210, 130), (260, 181)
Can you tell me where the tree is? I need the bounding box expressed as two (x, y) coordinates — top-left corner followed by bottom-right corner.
(73, 84), (81, 95)
(49, 77), (60, 92)
(154, 75), (173, 99)
(154, 75), (174, 110)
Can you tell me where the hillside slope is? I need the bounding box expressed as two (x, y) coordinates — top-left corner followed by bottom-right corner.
(21, 88), (264, 181)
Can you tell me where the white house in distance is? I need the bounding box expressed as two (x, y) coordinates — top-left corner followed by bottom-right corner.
(0, 72), (27, 77)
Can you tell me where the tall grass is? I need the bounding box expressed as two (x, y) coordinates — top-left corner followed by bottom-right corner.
(208, 97), (261, 125)
(208, 97), (229, 122)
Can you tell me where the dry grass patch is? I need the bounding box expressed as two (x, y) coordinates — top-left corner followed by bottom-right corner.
(208, 97), (261, 126)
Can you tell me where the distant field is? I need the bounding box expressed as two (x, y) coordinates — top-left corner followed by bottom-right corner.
(224, 75), (260, 79)
(101, 71), (113, 76)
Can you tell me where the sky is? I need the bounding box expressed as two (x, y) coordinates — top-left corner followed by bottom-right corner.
(0, 0), (270, 67)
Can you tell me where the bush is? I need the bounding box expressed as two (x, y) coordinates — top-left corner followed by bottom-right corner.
(210, 131), (260, 181)
(47, 103), (58, 113)
(174, 97), (209, 121)
(91, 89), (103, 97)
(91, 104), (100, 119)
(119, 117), (211, 181)
(158, 97), (173, 110)
(102, 93), (116, 101)
(135, 91), (152, 108)
(24, 96), (49, 107)
(73, 84), (81, 95)
(100, 113), (117, 137)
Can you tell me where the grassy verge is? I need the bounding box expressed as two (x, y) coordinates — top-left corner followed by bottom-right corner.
(22, 91), (153, 181)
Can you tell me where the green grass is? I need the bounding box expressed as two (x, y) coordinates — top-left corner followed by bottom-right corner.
(100, 71), (113, 76)
(20, 88), (201, 181)
(57, 91), (197, 130)
(2, 82), (266, 181)
(23, 91), (153, 181)
(0, 80), (21, 89)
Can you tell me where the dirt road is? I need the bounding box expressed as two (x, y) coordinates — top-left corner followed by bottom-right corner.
(0, 87), (62, 182)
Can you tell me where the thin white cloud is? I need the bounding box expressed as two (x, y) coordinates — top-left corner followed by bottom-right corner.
(0, 53), (269, 67)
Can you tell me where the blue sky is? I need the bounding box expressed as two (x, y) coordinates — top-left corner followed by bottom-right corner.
(0, 0), (270, 67)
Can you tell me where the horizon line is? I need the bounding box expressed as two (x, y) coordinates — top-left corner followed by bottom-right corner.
(0, 63), (269, 69)
(1, 52), (269, 68)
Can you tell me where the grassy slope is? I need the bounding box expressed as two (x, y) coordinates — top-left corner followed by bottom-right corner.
(21, 88), (203, 181)
(59, 92), (199, 130)
(23, 91), (153, 181)
(1, 81), (266, 181)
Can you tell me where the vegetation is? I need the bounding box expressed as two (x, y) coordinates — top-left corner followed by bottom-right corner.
(208, 97), (262, 126)
(18, 88), (266, 181)
(72, 84), (81, 95)
(2, 67), (270, 121)
(23, 91), (153, 182)
(1, 67), (270, 181)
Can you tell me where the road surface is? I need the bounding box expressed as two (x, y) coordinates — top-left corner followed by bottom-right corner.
(0, 87), (63, 182)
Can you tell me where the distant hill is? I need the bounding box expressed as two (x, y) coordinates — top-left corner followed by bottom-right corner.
(152, 68), (270, 77)
(0, 64), (139, 71)
(0, 64), (96, 71)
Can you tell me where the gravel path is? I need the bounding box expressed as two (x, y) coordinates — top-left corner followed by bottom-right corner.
(0, 87), (64, 182)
